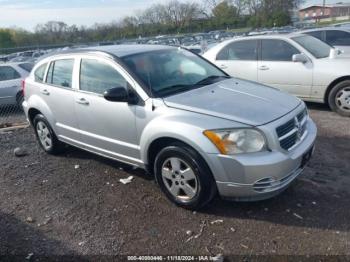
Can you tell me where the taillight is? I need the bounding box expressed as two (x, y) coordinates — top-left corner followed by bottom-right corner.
(21, 79), (26, 97)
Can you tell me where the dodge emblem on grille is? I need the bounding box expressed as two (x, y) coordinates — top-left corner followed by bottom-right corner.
(295, 117), (302, 140)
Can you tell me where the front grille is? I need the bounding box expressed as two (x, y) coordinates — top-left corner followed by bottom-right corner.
(276, 119), (295, 137)
(280, 132), (298, 150)
(276, 108), (308, 151)
(297, 109), (307, 122)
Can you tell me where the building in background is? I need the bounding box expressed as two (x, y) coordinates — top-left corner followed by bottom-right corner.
(299, 2), (350, 23)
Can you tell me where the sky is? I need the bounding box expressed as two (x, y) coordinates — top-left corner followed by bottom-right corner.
(0, 0), (347, 31)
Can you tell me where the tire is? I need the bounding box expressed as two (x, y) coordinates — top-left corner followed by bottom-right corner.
(154, 142), (217, 210)
(33, 114), (65, 155)
(328, 80), (350, 117)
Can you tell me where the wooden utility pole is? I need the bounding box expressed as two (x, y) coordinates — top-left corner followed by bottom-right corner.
(322, 0), (326, 21)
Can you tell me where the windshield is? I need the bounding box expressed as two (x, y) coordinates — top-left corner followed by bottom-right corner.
(292, 35), (331, 59)
(121, 48), (228, 97)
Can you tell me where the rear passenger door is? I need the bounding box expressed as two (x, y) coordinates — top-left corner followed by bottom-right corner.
(257, 39), (313, 98)
(215, 39), (258, 82)
(74, 56), (140, 164)
(43, 58), (80, 141)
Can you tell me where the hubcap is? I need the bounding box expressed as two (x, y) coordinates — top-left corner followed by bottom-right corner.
(36, 121), (52, 150)
(161, 157), (198, 202)
(335, 86), (350, 112)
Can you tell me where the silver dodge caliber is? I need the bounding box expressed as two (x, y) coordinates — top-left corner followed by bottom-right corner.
(23, 45), (317, 209)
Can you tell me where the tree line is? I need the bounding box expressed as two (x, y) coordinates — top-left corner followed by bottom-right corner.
(0, 0), (303, 49)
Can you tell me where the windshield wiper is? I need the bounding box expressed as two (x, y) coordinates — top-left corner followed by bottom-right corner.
(194, 75), (230, 86)
(156, 84), (193, 97)
(157, 76), (231, 97)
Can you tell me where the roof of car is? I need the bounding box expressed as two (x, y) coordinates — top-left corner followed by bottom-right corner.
(224, 33), (302, 42)
(63, 44), (176, 58)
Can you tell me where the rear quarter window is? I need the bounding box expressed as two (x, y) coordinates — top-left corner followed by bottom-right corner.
(46, 59), (74, 88)
(34, 63), (48, 83)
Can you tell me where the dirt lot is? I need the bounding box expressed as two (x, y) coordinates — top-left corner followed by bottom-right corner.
(0, 103), (349, 261)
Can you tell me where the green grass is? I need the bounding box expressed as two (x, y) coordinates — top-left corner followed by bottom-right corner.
(316, 19), (350, 27)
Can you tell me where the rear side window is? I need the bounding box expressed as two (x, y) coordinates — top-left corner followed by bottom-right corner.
(34, 63), (47, 82)
(46, 59), (74, 88)
(19, 63), (34, 73)
(80, 59), (128, 94)
(325, 30), (350, 46)
(0, 66), (21, 81)
(261, 39), (300, 61)
(217, 40), (258, 61)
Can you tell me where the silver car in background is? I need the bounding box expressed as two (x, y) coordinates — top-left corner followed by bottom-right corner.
(0, 62), (33, 106)
(23, 45), (317, 209)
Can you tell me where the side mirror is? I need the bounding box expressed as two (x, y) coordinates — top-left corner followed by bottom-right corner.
(292, 53), (308, 63)
(103, 87), (129, 102)
(329, 48), (343, 58)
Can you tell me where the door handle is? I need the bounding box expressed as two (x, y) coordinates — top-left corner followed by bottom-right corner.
(219, 64), (228, 69)
(76, 98), (89, 105)
(41, 89), (50, 95)
(259, 65), (269, 71)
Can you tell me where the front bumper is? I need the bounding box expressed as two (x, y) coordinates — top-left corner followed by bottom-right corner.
(206, 117), (317, 201)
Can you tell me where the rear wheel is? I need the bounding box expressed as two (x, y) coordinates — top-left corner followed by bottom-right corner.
(33, 114), (65, 154)
(328, 80), (350, 117)
(154, 143), (217, 210)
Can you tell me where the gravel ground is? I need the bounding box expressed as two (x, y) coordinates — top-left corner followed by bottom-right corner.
(0, 103), (349, 261)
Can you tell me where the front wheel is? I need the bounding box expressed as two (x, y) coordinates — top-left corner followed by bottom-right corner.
(328, 80), (350, 117)
(154, 143), (217, 210)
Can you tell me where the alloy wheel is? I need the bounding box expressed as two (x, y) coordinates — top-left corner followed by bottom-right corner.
(161, 157), (198, 202)
(335, 86), (350, 113)
(36, 121), (52, 151)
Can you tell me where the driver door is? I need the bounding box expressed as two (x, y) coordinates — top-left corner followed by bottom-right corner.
(74, 56), (141, 165)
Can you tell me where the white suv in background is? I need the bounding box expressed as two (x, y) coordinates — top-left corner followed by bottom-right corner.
(203, 34), (350, 117)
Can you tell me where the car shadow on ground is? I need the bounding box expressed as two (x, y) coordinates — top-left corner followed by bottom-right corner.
(0, 211), (86, 260)
(305, 102), (330, 112)
(56, 142), (350, 233)
(60, 146), (154, 181)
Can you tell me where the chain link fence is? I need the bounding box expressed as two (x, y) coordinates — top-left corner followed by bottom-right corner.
(0, 84), (27, 129)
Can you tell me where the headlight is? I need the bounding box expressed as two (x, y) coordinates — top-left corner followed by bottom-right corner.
(204, 129), (266, 155)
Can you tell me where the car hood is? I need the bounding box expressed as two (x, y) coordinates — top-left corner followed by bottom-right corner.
(163, 79), (301, 126)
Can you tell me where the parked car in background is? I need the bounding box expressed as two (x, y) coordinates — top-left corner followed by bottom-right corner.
(333, 22), (350, 28)
(301, 27), (350, 56)
(203, 34), (350, 117)
(0, 62), (33, 107)
(23, 45), (316, 209)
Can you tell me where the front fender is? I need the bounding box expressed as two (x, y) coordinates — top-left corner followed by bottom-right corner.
(139, 117), (221, 165)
